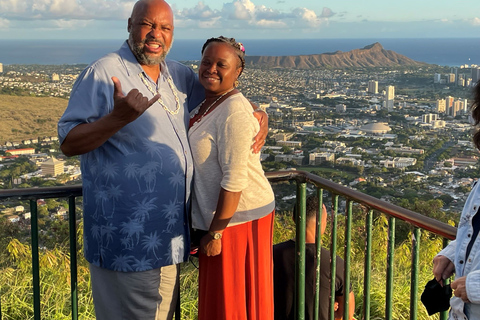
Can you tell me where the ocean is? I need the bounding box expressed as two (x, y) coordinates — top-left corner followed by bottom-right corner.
(1, 38), (480, 67)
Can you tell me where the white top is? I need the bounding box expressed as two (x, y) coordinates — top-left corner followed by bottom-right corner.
(189, 93), (275, 230)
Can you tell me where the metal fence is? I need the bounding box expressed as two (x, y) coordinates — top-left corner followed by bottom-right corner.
(0, 170), (457, 320)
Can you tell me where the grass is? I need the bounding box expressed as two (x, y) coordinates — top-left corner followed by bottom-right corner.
(0, 212), (446, 320)
(0, 94), (67, 145)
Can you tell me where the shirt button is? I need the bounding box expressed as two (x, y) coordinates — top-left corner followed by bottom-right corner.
(469, 259), (472, 262)
(184, 151), (187, 155)
(460, 260), (464, 264)
(468, 234), (471, 237)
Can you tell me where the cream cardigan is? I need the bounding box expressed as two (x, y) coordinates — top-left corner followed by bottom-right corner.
(189, 93), (275, 231)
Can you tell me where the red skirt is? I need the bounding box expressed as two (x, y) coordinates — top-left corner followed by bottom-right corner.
(198, 211), (274, 320)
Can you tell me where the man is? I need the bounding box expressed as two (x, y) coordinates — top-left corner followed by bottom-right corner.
(274, 195), (355, 320)
(57, 0), (266, 319)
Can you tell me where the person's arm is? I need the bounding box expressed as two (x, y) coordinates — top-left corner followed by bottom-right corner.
(250, 102), (268, 153)
(334, 291), (355, 320)
(61, 77), (159, 156)
(200, 188), (242, 256)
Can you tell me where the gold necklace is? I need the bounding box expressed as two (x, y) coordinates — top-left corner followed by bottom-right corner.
(190, 88), (234, 126)
(138, 72), (181, 115)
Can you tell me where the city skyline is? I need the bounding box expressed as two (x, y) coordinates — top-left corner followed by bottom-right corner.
(1, 0), (480, 40)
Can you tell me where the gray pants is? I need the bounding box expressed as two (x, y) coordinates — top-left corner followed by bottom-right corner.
(89, 263), (180, 320)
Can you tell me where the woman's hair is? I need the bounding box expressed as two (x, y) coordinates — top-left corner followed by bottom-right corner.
(471, 81), (480, 150)
(201, 36), (246, 77)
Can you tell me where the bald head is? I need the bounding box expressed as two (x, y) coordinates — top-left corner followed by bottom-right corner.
(128, 0), (174, 66)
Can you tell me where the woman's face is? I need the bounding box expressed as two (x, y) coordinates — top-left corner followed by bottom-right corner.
(199, 42), (242, 96)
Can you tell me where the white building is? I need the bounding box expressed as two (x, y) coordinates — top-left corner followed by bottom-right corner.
(380, 157), (417, 168)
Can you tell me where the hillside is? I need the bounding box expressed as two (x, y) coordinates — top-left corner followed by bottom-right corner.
(0, 95), (67, 144)
(244, 42), (427, 69)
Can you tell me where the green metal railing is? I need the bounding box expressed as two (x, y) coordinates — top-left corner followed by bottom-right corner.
(0, 170), (457, 319)
(265, 170), (457, 320)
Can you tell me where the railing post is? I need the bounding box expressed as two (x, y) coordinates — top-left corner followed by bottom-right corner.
(295, 182), (307, 320)
(343, 200), (353, 320)
(30, 199), (41, 320)
(385, 216), (395, 320)
(314, 188), (324, 320)
(68, 196), (78, 320)
(363, 209), (373, 320)
(329, 195), (339, 320)
(409, 228), (420, 320)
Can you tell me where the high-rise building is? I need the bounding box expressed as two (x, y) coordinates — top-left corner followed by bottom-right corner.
(472, 67), (480, 84)
(433, 73), (442, 83)
(385, 85), (395, 111)
(445, 96), (454, 115)
(0, 63), (3, 73)
(367, 80), (378, 94)
(422, 114), (438, 123)
(436, 99), (446, 113)
(448, 73), (456, 84)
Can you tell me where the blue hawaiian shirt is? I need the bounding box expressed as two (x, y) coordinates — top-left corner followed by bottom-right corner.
(58, 41), (204, 272)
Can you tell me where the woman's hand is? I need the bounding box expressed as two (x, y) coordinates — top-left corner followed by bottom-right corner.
(200, 233), (222, 257)
(252, 109), (268, 153)
(452, 276), (469, 303)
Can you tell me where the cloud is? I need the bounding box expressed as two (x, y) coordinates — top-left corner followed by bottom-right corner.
(0, 17), (9, 28)
(0, 0), (134, 20)
(469, 17), (480, 26)
(0, 0), (329, 33)
(175, 0), (329, 31)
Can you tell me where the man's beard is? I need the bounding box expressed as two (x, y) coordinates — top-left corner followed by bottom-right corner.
(128, 34), (172, 66)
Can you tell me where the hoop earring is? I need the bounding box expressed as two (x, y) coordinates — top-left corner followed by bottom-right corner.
(234, 80), (239, 87)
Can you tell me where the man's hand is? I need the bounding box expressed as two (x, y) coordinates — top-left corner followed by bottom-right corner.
(111, 76), (160, 124)
(433, 255), (455, 286)
(200, 234), (222, 257)
(452, 276), (469, 303)
(252, 109), (268, 153)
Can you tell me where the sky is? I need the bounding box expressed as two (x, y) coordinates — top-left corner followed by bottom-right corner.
(1, 0), (480, 40)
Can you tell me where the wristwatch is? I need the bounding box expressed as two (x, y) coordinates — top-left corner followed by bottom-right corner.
(208, 231), (222, 240)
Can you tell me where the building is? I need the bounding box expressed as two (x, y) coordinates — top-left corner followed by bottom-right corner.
(422, 114), (438, 123)
(277, 141), (302, 148)
(385, 85), (395, 111)
(309, 152), (335, 165)
(0, 63), (3, 73)
(368, 80), (378, 94)
(274, 154), (304, 165)
(360, 122), (392, 135)
(436, 99), (446, 113)
(448, 73), (456, 84)
(380, 157), (417, 168)
(445, 96), (454, 115)
(41, 157), (64, 177)
(51, 73), (60, 82)
(6, 148), (35, 156)
(385, 146), (424, 155)
(433, 73), (441, 83)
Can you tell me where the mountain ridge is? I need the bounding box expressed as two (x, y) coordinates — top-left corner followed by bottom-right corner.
(244, 42), (427, 69)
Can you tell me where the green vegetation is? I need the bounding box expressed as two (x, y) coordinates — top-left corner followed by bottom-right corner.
(0, 199), (453, 319)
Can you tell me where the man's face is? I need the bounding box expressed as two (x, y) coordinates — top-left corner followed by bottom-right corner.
(128, 0), (174, 66)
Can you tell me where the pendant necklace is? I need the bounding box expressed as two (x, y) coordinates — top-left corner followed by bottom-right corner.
(139, 72), (181, 115)
(190, 88), (234, 126)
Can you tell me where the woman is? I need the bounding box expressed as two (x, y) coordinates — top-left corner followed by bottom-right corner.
(433, 81), (480, 319)
(189, 36), (275, 320)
